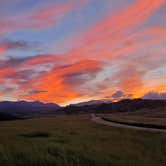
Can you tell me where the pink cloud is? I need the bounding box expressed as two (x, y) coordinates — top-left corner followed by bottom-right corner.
(0, 1), (86, 35)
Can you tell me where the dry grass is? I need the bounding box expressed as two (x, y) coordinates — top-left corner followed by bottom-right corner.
(0, 114), (166, 166)
(100, 107), (166, 126)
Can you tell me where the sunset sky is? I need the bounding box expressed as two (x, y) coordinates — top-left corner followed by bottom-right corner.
(0, 0), (166, 105)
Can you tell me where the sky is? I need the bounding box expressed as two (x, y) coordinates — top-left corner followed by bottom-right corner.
(0, 0), (166, 105)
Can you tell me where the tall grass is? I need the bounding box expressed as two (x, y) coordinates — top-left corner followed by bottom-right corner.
(0, 115), (166, 166)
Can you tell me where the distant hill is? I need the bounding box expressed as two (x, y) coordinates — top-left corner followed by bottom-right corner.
(1, 99), (166, 120)
(70, 100), (112, 107)
(0, 101), (61, 119)
(63, 99), (166, 114)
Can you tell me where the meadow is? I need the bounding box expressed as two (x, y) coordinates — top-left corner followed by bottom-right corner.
(101, 107), (166, 126)
(0, 114), (166, 166)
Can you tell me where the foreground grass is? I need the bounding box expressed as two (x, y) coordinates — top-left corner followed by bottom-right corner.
(0, 115), (166, 166)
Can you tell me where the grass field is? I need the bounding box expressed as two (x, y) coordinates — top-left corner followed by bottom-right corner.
(101, 107), (166, 126)
(0, 114), (166, 166)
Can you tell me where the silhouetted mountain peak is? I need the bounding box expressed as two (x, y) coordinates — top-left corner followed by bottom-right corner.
(0, 100), (61, 118)
(69, 100), (112, 107)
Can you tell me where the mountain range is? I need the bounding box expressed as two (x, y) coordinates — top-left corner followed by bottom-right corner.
(0, 101), (61, 119)
(69, 100), (113, 107)
(0, 99), (166, 120)
(63, 99), (166, 114)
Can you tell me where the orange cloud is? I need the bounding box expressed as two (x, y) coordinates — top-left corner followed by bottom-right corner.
(19, 60), (103, 103)
(22, 0), (165, 103)
(25, 55), (61, 66)
(0, 68), (14, 78)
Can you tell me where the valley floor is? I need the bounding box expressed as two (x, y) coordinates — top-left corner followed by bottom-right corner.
(0, 114), (166, 166)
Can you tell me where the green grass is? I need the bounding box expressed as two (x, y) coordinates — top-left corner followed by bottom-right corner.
(100, 107), (166, 126)
(0, 115), (166, 166)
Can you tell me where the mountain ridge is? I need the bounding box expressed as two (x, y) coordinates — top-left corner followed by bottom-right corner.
(0, 99), (166, 120)
(63, 99), (166, 114)
(0, 100), (61, 118)
(69, 100), (113, 107)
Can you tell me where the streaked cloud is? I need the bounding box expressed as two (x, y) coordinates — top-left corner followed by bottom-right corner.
(0, 0), (165, 105)
(0, 0), (86, 35)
